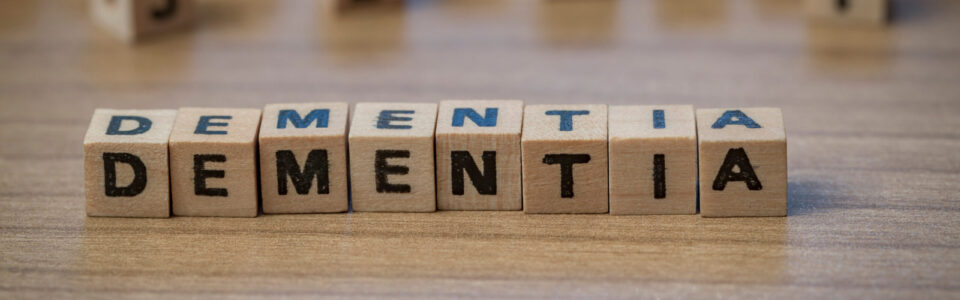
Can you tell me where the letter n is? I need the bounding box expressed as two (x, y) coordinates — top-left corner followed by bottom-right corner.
(450, 151), (497, 195)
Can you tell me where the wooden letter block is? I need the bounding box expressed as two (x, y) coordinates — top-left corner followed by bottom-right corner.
(169, 108), (262, 217)
(348, 103), (438, 212)
(435, 100), (524, 211)
(522, 104), (608, 214)
(697, 108), (787, 217)
(83, 109), (177, 218)
(259, 103), (349, 214)
(90, 0), (195, 42)
(805, 0), (888, 25)
(608, 105), (697, 215)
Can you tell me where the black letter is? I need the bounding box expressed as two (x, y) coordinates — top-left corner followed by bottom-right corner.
(451, 151), (497, 195)
(836, 0), (849, 12)
(152, 0), (178, 20)
(276, 150), (329, 195)
(375, 150), (410, 193)
(102, 152), (147, 197)
(712, 148), (763, 191)
(653, 154), (666, 199)
(542, 154), (591, 198)
(194, 154), (227, 196)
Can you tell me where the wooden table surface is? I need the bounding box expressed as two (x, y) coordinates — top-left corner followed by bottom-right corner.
(2, 0), (959, 298)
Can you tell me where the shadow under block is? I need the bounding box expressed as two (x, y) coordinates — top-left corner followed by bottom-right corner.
(259, 103), (349, 214)
(90, 0), (195, 42)
(169, 108), (262, 217)
(435, 100), (524, 211)
(522, 104), (608, 214)
(805, 0), (888, 24)
(608, 105), (697, 215)
(83, 109), (177, 218)
(697, 108), (787, 217)
(348, 103), (438, 212)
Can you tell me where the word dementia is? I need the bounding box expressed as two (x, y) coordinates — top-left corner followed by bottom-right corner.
(83, 101), (786, 218)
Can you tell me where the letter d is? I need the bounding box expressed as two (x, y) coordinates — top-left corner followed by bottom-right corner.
(102, 152), (148, 197)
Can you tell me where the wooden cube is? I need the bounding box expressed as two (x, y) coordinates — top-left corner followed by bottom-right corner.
(90, 0), (195, 42)
(259, 103), (349, 214)
(805, 0), (888, 24)
(608, 105), (697, 215)
(169, 108), (262, 217)
(348, 103), (438, 212)
(435, 100), (524, 211)
(83, 109), (177, 218)
(521, 104), (608, 214)
(697, 108), (787, 217)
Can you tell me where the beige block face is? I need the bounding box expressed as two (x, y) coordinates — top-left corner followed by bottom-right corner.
(259, 103), (349, 214)
(169, 108), (262, 217)
(349, 103), (438, 212)
(608, 105), (697, 215)
(805, 0), (887, 24)
(90, 0), (195, 42)
(435, 100), (523, 211)
(697, 108), (787, 217)
(83, 109), (177, 218)
(521, 104), (608, 214)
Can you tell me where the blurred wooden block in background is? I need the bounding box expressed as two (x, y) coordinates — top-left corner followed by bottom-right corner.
(608, 105), (697, 215)
(89, 0), (195, 42)
(169, 108), (262, 217)
(259, 103), (349, 214)
(83, 109), (177, 218)
(697, 108), (787, 217)
(522, 104), (608, 214)
(435, 100), (524, 211)
(349, 103), (438, 212)
(805, 0), (888, 24)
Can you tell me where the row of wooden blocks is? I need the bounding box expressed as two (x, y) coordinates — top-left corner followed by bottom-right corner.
(84, 101), (787, 218)
(92, 0), (888, 42)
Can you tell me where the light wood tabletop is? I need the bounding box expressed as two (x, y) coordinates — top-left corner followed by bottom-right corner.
(2, 0), (959, 298)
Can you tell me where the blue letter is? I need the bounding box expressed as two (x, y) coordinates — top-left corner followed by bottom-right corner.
(711, 110), (761, 129)
(452, 108), (498, 127)
(106, 116), (152, 135)
(545, 110), (589, 131)
(277, 109), (329, 129)
(195, 116), (232, 135)
(377, 110), (414, 129)
(653, 109), (665, 129)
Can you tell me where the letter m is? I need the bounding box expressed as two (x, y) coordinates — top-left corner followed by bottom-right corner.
(277, 109), (330, 129)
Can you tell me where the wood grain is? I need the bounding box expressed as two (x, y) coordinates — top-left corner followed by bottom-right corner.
(259, 102), (350, 214)
(522, 104), (609, 214)
(805, 0), (888, 24)
(348, 102), (438, 212)
(83, 108), (176, 218)
(435, 100), (524, 211)
(89, 0), (196, 42)
(608, 105), (698, 215)
(169, 107), (261, 217)
(697, 108), (788, 217)
(1, 0), (960, 298)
